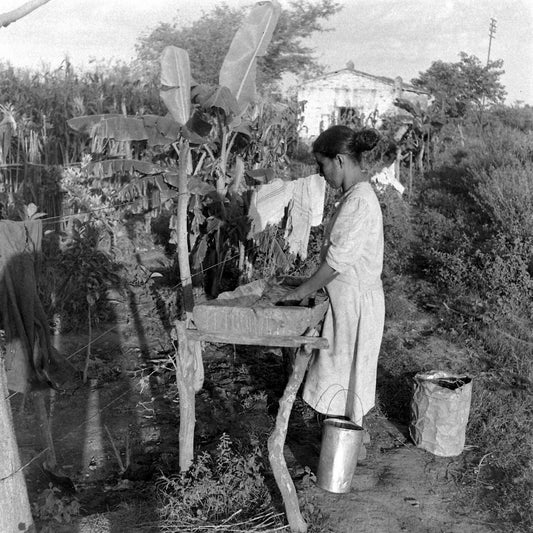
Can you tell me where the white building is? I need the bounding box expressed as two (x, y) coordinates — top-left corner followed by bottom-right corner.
(297, 61), (430, 141)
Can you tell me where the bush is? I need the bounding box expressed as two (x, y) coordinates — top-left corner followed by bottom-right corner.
(42, 220), (123, 331)
(378, 187), (414, 278)
(411, 121), (533, 530)
(157, 434), (274, 531)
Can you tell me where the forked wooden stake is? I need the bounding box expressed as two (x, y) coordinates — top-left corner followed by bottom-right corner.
(173, 320), (196, 472)
(268, 345), (313, 533)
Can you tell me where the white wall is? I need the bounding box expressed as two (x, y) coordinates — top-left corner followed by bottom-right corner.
(297, 70), (425, 141)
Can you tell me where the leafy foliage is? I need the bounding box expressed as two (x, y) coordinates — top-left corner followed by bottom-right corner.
(411, 118), (533, 530)
(412, 52), (506, 118)
(32, 484), (80, 531)
(157, 433), (272, 529)
(378, 187), (413, 279)
(43, 220), (123, 331)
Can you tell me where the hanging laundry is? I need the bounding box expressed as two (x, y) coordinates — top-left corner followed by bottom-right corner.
(248, 178), (295, 237)
(308, 173), (326, 227)
(0, 220), (57, 392)
(370, 163), (405, 195)
(284, 173), (326, 260)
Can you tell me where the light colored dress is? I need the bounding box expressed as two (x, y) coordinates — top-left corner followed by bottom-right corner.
(302, 181), (385, 425)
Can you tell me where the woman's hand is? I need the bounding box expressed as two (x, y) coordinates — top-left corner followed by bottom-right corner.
(275, 289), (305, 307)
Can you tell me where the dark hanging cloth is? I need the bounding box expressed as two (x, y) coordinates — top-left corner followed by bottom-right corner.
(0, 220), (56, 392)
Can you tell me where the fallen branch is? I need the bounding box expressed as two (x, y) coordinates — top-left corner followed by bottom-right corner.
(0, 0), (51, 28)
(104, 425), (129, 474)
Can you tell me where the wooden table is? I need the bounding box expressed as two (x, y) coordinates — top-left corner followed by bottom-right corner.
(185, 327), (328, 533)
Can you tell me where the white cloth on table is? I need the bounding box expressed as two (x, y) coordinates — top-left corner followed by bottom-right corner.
(302, 181), (385, 425)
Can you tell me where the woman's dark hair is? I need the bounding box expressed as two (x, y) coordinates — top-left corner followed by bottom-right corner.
(312, 125), (381, 163)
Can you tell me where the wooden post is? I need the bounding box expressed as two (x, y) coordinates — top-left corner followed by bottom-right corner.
(174, 140), (203, 471)
(173, 320), (197, 472)
(0, 356), (34, 533)
(409, 151), (413, 201)
(268, 346), (312, 533)
(176, 139), (194, 316)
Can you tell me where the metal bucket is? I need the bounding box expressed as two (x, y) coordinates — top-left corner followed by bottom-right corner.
(316, 418), (364, 493)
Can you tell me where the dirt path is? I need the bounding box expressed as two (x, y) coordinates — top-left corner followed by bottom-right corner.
(287, 414), (494, 533)
(12, 283), (499, 532)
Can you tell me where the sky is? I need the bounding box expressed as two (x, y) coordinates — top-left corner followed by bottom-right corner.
(0, 0), (532, 104)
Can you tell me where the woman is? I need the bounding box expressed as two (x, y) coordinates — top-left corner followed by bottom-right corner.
(279, 125), (385, 426)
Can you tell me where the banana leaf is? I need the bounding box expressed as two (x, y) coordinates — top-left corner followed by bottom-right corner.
(246, 168), (275, 183)
(142, 115), (182, 145)
(69, 114), (181, 146)
(160, 46), (191, 125)
(86, 160), (167, 178)
(219, 0), (281, 113)
(164, 174), (217, 196)
(93, 116), (148, 141)
(68, 114), (123, 134)
(191, 84), (240, 116)
(185, 110), (212, 138)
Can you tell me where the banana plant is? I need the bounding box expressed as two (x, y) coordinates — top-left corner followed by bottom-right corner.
(158, 1), (282, 295)
(394, 98), (444, 175)
(66, 1), (282, 298)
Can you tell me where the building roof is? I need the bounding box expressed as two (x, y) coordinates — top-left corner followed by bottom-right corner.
(299, 65), (428, 94)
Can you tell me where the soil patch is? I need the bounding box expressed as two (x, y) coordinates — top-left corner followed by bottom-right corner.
(12, 283), (499, 532)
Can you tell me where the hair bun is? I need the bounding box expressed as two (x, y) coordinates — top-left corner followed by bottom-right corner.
(352, 128), (381, 153)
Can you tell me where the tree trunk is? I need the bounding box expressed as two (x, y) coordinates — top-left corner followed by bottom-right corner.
(0, 356), (34, 532)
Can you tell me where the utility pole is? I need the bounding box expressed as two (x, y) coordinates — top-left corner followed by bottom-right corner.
(481, 18), (497, 114)
(487, 18), (497, 66)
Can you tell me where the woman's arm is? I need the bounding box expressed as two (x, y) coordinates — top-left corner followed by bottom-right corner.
(277, 261), (337, 305)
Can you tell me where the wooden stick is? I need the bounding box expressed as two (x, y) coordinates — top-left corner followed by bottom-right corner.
(175, 140), (194, 316)
(0, 357), (34, 532)
(268, 347), (311, 533)
(173, 320), (196, 472)
(185, 330), (328, 350)
(0, 0), (51, 28)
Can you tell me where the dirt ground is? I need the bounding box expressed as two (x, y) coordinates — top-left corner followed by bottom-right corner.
(12, 279), (500, 532)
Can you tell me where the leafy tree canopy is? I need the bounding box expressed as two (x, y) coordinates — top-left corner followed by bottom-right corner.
(411, 52), (506, 118)
(135, 1), (341, 87)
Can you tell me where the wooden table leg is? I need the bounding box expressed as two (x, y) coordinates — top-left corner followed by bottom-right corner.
(267, 347), (312, 533)
(173, 320), (201, 472)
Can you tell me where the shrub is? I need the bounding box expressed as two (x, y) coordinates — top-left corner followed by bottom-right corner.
(411, 121), (533, 531)
(157, 434), (273, 531)
(42, 220), (123, 331)
(378, 187), (414, 278)
(32, 484), (80, 531)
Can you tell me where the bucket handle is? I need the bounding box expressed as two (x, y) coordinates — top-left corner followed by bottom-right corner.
(314, 386), (366, 427)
